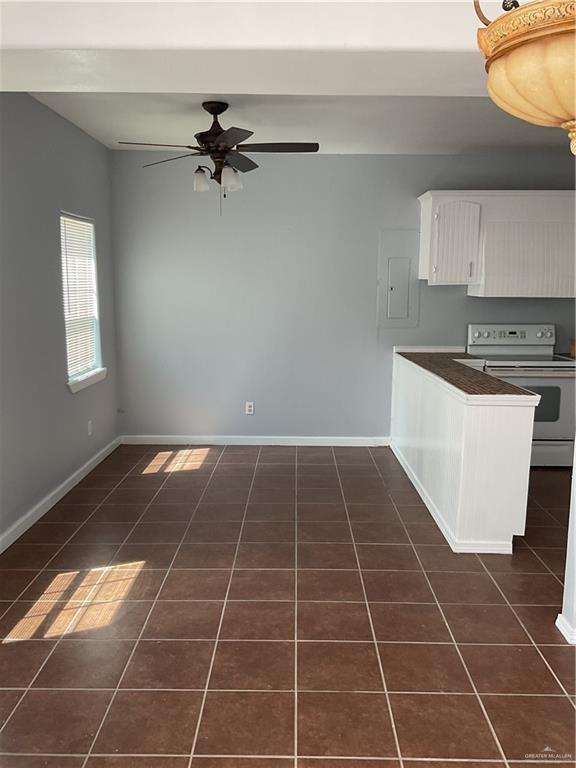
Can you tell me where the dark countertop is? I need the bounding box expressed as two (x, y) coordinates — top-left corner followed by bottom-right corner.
(397, 351), (532, 396)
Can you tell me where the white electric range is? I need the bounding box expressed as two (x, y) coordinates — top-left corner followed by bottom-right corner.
(467, 324), (575, 466)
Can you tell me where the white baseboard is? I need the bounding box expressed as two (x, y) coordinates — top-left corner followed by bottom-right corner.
(391, 441), (513, 555)
(556, 613), (576, 644)
(121, 435), (391, 447)
(0, 437), (121, 555)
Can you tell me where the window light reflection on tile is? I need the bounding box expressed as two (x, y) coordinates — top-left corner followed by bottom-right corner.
(140, 448), (209, 474)
(90, 562), (145, 603)
(2, 561), (144, 643)
(140, 452), (170, 474)
(73, 599), (126, 635)
(39, 569), (105, 602)
(3, 600), (81, 643)
(167, 448), (210, 472)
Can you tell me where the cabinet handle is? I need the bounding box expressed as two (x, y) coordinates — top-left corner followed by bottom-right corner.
(469, 261), (474, 278)
(432, 265), (437, 273)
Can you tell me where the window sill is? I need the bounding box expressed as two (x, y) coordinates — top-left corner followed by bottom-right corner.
(68, 367), (107, 394)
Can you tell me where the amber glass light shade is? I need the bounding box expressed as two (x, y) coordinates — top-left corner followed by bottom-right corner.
(477, 0), (576, 153)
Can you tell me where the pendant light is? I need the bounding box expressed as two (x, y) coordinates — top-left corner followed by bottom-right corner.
(474, 0), (576, 153)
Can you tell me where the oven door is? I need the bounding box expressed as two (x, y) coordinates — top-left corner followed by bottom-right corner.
(487, 368), (575, 441)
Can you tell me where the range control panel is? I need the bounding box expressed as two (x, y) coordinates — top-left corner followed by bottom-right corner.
(467, 324), (555, 346)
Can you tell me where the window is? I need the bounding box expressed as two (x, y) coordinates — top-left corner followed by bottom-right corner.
(60, 214), (106, 392)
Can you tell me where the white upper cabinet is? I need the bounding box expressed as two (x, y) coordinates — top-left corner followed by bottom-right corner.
(418, 190), (575, 297)
(418, 194), (481, 285)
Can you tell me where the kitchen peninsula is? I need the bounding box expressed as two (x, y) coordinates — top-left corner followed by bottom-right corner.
(390, 348), (540, 554)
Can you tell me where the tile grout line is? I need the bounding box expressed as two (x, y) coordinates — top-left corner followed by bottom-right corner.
(368, 447), (512, 768)
(190, 756), (572, 762)
(0, 687), (571, 696)
(4, 595), (567, 606)
(294, 446), (298, 768)
(521, 495), (567, 586)
(0, 636), (566, 645)
(331, 447), (405, 768)
(0, 447), (160, 734)
(0, 752), (516, 762)
(520, 540), (566, 585)
(186, 445), (263, 767)
(4, 543), (565, 561)
(8, 754), (560, 763)
(78, 444), (225, 768)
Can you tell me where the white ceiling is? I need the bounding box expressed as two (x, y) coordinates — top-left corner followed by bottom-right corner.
(2, 2), (503, 97)
(32, 93), (565, 154)
(9, 2), (567, 154)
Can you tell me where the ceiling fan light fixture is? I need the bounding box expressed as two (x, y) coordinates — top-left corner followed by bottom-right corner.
(193, 167), (210, 192)
(221, 164), (242, 192)
(125, 101), (319, 187)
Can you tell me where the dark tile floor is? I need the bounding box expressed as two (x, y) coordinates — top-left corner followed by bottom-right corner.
(0, 445), (574, 767)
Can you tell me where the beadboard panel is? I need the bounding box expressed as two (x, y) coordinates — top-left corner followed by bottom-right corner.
(477, 220), (575, 297)
(391, 353), (537, 553)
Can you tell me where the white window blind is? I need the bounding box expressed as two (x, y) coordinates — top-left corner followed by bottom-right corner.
(60, 215), (102, 382)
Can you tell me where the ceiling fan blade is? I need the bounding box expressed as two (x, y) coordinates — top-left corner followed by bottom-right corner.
(142, 152), (203, 168)
(237, 142), (319, 153)
(119, 141), (200, 149)
(216, 127), (254, 148)
(226, 151), (259, 173)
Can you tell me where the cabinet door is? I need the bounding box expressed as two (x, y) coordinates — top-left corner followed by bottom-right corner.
(430, 200), (481, 284)
(479, 220), (575, 297)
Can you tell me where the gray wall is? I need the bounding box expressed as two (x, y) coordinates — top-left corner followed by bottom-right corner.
(0, 93), (118, 536)
(112, 150), (574, 439)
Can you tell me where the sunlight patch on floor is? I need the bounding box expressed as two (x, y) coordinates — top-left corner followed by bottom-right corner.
(141, 448), (210, 474)
(2, 561), (145, 643)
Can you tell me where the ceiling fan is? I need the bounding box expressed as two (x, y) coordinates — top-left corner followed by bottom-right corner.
(119, 101), (320, 191)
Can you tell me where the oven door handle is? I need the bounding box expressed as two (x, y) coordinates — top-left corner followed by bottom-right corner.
(486, 368), (576, 378)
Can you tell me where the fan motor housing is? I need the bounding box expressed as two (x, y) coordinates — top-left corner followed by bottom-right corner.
(202, 101), (229, 117)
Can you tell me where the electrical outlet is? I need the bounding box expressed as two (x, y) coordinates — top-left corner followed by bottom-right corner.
(245, 401), (254, 416)
(87, 420), (93, 436)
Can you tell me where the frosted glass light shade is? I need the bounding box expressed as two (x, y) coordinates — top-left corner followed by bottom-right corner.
(193, 168), (210, 192)
(221, 165), (240, 191)
(477, 0), (576, 153)
(229, 170), (243, 192)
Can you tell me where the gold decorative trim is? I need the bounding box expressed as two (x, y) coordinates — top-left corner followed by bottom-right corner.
(562, 120), (576, 153)
(478, 0), (575, 61)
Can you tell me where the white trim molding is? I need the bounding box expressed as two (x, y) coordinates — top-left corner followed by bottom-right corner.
(68, 366), (107, 394)
(555, 613), (576, 645)
(121, 435), (391, 447)
(0, 437), (120, 555)
(556, 443), (575, 644)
